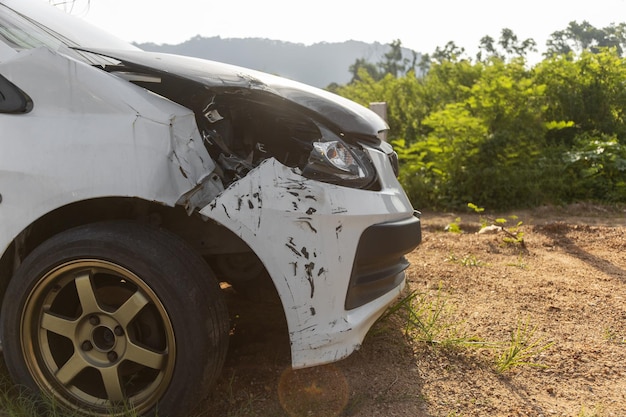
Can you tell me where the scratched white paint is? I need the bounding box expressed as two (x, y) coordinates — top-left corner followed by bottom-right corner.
(0, 47), (218, 256)
(201, 149), (414, 368)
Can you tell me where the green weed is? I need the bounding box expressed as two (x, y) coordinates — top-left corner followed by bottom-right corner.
(380, 290), (557, 377)
(468, 203), (525, 247)
(602, 327), (625, 344)
(0, 371), (147, 417)
(494, 316), (554, 373)
(380, 287), (484, 348)
(577, 403), (605, 417)
(446, 217), (463, 234)
(506, 254), (528, 269)
(446, 252), (485, 267)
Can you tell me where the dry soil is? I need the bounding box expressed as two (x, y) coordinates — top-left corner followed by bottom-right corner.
(201, 203), (626, 417)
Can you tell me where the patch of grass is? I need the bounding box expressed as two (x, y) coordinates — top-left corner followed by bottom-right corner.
(382, 290), (557, 377)
(494, 316), (554, 373)
(341, 393), (368, 416)
(446, 252), (486, 267)
(223, 392), (263, 417)
(210, 371), (265, 417)
(380, 287), (484, 348)
(578, 403), (605, 417)
(0, 371), (147, 417)
(506, 254), (528, 269)
(602, 327), (625, 344)
(0, 383), (89, 417)
(0, 381), (42, 417)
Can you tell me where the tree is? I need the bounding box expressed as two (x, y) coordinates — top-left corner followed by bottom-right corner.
(431, 41), (466, 63)
(348, 39), (423, 83)
(348, 58), (381, 83)
(477, 28), (536, 62)
(413, 58), (550, 208)
(378, 39), (407, 77)
(545, 21), (626, 56)
(536, 48), (626, 141)
(417, 53), (431, 73)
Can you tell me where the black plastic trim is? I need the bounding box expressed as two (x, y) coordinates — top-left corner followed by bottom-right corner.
(0, 74), (33, 114)
(345, 212), (422, 310)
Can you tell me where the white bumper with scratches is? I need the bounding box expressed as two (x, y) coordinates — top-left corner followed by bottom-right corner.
(201, 149), (416, 368)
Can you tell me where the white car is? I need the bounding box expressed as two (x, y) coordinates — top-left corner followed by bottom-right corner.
(0, 1), (421, 415)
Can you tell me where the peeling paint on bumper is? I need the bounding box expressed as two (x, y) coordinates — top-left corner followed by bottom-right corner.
(201, 147), (420, 368)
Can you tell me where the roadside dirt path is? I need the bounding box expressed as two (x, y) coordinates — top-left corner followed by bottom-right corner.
(202, 203), (626, 417)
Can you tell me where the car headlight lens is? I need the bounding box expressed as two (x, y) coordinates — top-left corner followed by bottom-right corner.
(302, 138), (376, 188)
(312, 141), (359, 175)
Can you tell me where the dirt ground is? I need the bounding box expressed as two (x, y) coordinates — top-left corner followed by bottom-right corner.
(201, 203), (626, 417)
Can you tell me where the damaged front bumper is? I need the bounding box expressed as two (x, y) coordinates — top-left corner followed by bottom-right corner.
(200, 145), (421, 368)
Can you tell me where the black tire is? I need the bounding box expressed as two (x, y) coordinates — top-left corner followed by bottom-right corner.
(0, 221), (229, 416)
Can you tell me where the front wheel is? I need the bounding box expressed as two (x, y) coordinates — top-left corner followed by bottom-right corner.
(1, 221), (229, 416)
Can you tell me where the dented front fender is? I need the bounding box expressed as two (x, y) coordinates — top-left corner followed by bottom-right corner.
(0, 48), (220, 254)
(201, 151), (416, 367)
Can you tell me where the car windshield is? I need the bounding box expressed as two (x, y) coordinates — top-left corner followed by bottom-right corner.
(0, 1), (131, 65)
(0, 4), (65, 51)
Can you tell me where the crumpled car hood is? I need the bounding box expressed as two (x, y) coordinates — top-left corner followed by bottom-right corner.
(77, 48), (388, 138)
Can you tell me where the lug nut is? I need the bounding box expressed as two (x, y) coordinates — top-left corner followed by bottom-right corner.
(114, 326), (124, 336)
(89, 315), (100, 326)
(81, 341), (93, 351)
(107, 351), (118, 362)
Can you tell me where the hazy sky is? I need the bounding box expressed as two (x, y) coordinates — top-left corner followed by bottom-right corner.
(58, 0), (626, 62)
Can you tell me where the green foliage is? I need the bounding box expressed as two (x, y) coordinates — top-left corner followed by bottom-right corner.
(346, 39), (419, 83)
(334, 29), (626, 210)
(431, 41), (466, 63)
(348, 58), (381, 83)
(467, 202), (484, 213)
(565, 132), (626, 201)
(446, 217), (462, 233)
(546, 20), (626, 56)
(477, 28), (537, 62)
(536, 49), (626, 140)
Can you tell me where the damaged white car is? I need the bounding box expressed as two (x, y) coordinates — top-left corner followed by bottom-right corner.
(0, 0), (422, 415)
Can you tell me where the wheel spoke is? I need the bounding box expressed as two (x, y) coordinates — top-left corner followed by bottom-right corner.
(74, 273), (100, 314)
(41, 311), (77, 339)
(112, 290), (149, 327)
(56, 352), (89, 385)
(100, 366), (124, 402)
(125, 341), (167, 370)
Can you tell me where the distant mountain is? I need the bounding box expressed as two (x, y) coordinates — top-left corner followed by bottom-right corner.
(135, 36), (420, 88)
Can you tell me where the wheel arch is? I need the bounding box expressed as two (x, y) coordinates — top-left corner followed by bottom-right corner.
(0, 196), (270, 305)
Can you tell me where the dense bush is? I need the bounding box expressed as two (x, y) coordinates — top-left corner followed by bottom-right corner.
(334, 49), (626, 210)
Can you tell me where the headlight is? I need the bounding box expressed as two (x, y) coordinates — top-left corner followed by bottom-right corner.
(302, 129), (376, 189)
(311, 141), (360, 176)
